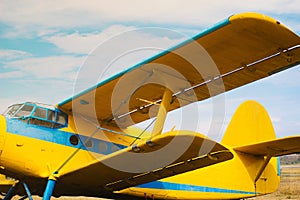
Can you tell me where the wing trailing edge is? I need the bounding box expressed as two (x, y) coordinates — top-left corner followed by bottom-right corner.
(234, 136), (300, 157)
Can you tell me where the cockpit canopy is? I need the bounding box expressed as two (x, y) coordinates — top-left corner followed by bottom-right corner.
(3, 102), (68, 128)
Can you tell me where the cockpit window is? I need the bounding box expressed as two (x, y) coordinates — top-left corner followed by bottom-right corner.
(15, 105), (34, 117)
(57, 112), (67, 125)
(3, 102), (68, 129)
(47, 110), (55, 121)
(3, 104), (22, 116)
(33, 107), (47, 119)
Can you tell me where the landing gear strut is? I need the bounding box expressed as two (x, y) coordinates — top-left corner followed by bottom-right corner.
(42, 176), (57, 200)
(3, 181), (33, 200)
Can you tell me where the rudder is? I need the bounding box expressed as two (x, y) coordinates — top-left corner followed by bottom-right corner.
(222, 100), (276, 147)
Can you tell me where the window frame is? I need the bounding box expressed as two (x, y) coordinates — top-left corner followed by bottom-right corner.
(4, 102), (68, 129)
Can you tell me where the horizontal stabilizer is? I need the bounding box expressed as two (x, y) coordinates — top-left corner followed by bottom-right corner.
(59, 131), (233, 191)
(234, 136), (300, 157)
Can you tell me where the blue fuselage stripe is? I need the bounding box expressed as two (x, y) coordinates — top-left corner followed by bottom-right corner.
(5, 118), (127, 155)
(136, 181), (257, 195)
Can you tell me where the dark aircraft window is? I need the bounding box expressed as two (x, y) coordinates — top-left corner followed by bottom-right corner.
(57, 112), (67, 125)
(47, 110), (55, 121)
(70, 135), (79, 146)
(30, 105), (68, 128)
(84, 139), (93, 148)
(33, 107), (47, 119)
(29, 118), (53, 128)
(98, 141), (108, 153)
(31, 107), (54, 128)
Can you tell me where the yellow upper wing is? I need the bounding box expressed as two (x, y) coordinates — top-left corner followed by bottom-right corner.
(58, 12), (300, 129)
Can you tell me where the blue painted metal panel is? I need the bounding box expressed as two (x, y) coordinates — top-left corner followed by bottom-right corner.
(5, 118), (126, 155)
(277, 157), (281, 176)
(136, 181), (257, 195)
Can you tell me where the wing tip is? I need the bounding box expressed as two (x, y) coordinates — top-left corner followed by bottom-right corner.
(229, 12), (293, 32)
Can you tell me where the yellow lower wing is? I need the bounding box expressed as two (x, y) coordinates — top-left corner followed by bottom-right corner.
(59, 131), (233, 191)
(0, 174), (16, 193)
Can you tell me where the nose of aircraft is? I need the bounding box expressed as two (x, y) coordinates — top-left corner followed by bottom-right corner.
(0, 114), (6, 154)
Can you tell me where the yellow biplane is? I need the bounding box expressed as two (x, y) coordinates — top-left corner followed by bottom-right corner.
(0, 12), (300, 200)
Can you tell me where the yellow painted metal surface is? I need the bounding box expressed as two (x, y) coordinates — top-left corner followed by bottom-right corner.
(222, 100), (276, 147)
(0, 115), (6, 159)
(0, 98), (295, 199)
(0, 174), (16, 193)
(59, 131), (232, 191)
(152, 88), (173, 137)
(0, 12), (300, 199)
(120, 101), (282, 199)
(58, 12), (300, 129)
(235, 136), (300, 157)
(121, 153), (280, 199)
(1, 133), (95, 178)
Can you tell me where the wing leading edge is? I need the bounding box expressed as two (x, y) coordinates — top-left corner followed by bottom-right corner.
(57, 12), (300, 129)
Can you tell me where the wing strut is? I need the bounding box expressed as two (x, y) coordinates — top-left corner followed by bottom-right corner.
(152, 88), (172, 137)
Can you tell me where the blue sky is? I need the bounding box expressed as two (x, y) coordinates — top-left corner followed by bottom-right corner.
(0, 1), (300, 139)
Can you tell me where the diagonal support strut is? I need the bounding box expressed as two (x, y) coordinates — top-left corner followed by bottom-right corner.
(151, 88), (172, 137)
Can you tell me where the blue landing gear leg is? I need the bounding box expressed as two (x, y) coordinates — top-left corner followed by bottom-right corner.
(4, 182), (19, 200)
(4, 181), (34, 200)
(42, 177), (56, 200)
(21, 182), (33, 200)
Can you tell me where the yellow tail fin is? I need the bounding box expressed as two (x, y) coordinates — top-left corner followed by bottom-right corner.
(222, 101), (281, 194)
(222, 100), (276, 147)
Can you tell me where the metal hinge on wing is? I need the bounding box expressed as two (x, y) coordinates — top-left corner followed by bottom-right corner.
(106, 44), (300, 124)
(103, 150), (233, 191)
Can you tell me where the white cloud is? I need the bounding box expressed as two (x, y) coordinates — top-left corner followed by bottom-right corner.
(45, 25), (136, 54)
(0, 27), (186, 108)
(0, 71), (25, 79)
(1, 0), (300, 38)
(271, 116), (281, 123)
(2, 56), (84, 80)
(68, 27), (186, 93)
(0, 98), (16, 113)
(0, 80), (74, 112)
(0, 50), (32, 60)
(44, 25), (187, 55)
